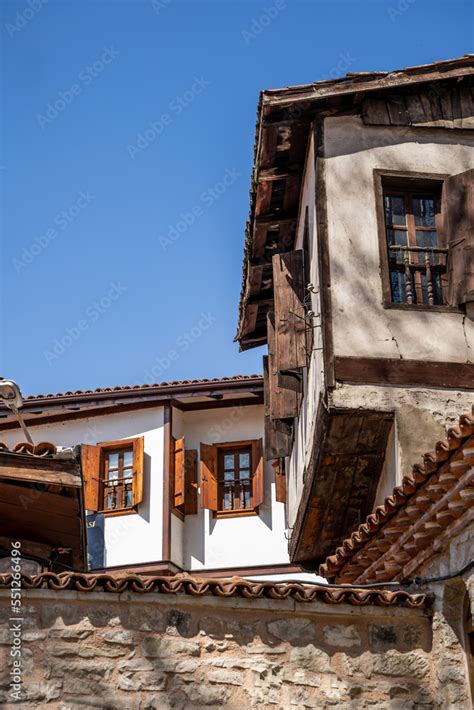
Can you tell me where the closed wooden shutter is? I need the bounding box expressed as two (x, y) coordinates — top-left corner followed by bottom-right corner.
(263, 355), (292, 460)
(81, 444), (101, 512)
(132, 436), (145, 506)
(267, 311), (299, 420)
(173, 437), (185, 508)
(252, 438), (264, 508)
(200, 443), (218, 511)
(272, 250), (306, 371)
(184, 450), (198, 515)
(445, 169), (474, 307)
(273, 459), (286, 503)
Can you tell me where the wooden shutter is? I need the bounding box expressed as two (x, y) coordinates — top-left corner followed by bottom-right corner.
(200, 443), (218, 511)
(81, 444), (101, 512)
(132, 436), (144, 506)
(184, 450), (198, 515)
(173, 437), (185, 508)
(273, 460), (286, 504)
(272, 250), (307, 371)
(267, 311), (299, 420)
(252, 438), (264, 508)
(263, 355), (292, 460)
(445, 169), (474, 307)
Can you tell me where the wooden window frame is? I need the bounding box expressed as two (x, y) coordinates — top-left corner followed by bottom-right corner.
(96, 438), (141, 517)
(214, 440), (260, 519)
(374, 169), (460, 313)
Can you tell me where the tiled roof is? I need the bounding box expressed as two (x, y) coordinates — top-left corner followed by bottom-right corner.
(0, 441), (57, 456)
(0, 572), (431, 608)
(320, 409), (474, 584)
(18, 375), (262, 405)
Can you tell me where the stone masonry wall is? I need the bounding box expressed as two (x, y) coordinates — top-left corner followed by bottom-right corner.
(0, 589), (471, 709)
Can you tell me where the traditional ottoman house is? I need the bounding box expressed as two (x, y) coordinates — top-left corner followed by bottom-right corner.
(0, 55), (473, 707)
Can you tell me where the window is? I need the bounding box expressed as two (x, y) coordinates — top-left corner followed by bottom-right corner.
(81, 437), (144, 515)
(102, 446), (134, 511)
(200, 439), (264, 516)
(219, 446), (253, 512)
(383, 186), (447, 306)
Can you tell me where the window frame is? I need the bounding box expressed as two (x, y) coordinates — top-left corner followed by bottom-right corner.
(374, 169), (460, 313)
(97, 438), (140, 517)
(214, 440), (259, 519)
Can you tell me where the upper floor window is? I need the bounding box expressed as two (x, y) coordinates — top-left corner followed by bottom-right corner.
(219, 446), (253, 512)
(200, 439), (264, 517)
(81, 437), (144, 515)
(383, 186), (447, 306)
(376, 169), (473, 312)
(102, 447), (134, 511)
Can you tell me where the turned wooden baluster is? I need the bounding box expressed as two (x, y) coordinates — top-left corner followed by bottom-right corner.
(403, 248), (413, 304)
(425, 251), (434, 306)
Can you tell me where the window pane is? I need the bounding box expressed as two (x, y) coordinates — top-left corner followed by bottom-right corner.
(390, 271), (409, 304)
(106, 491), (116, 510)
(387, 229), (407, 264)
(224, 470), (234, 481)
(240, 469), (250, 480)
(239, 452), (250, 468)
(413, 196), (436, 227)
(123, 449), (133, 467)
(223, 486), (232, 510)
(107, 469), (118, 482)
(122, 467), (133, 480)
(107, 452), (119, 469)
(415, 230), (438, 264)
(224, 454), (234, 470)
(124, 487), (133, 508)
(384, 195), (406, 226)
(243, 487), (251, 509)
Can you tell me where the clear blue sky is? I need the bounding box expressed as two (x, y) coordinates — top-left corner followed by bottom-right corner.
(1, 0), (472, 396)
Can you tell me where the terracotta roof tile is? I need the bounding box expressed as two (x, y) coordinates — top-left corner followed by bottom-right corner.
(0, 441), (57, 456)
(20, 375), (262, 404)
(320, 408), (474, 583)
(0, 572), (431, 608)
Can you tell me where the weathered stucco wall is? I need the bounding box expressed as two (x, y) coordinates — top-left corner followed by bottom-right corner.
(323, 115), (474, 363)
(2, 588), (471, 709)
(288, 131), (325, 532)
(330, 384), (473, 492)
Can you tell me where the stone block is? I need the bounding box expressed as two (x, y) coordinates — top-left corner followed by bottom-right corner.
(324, 624), (361, 648)
(102, 630), (134, 645)
(142, 636), (200, 658)
(289, 644), (333, 673)
(373, 650), (429, 679)
(207, 669), (244, 685)
(267, 617), (315, 642)
(185, 682), (229, 705)
(118, 670), (167, 691)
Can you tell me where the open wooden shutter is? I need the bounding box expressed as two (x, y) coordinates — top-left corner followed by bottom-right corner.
(273, 459), (286, 504)
(252, 438), (264, 508)
(272, 250), (307, 371)
(267, 311), (299, 421)
(184, 450), (198, 515)
(200, 443), (218, 511)
(81, 444), (101, 512)
(173, 437), (185, 508)
(445, 169), (474, 307)
(263, 355), (292, 460)
(132, 436), (144, 506)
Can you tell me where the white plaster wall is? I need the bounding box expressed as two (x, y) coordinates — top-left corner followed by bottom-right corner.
(0, 408), (165, 567)
(287, 131), (325, 530)
(177, 404), (290, 570)
(324, 115), (474, 362)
